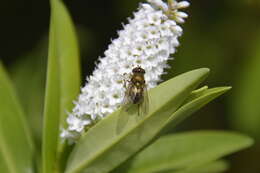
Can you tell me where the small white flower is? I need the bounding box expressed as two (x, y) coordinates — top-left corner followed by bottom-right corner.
(147, 0), (168, 11)
(176, 1), (190, 9)
(67, 114), (91, 132)
(176, 11), (188, 18)
(60, 129), (81, 144)
(61, 0), (190, 142)
(147, 11), (164, 25)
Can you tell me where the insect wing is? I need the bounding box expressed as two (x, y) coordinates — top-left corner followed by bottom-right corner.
(116, 84), (133, 134)
(122, 84), (133, 109)
(140, 85), (149, 116)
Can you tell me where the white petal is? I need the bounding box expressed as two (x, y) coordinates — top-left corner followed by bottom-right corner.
(175, 16), (185, 23)
(176, 11), (188, 18)
(147, 0), (168, 11)
(177, 1), (190, 9)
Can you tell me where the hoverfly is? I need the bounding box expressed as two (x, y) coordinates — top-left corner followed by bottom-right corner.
(116, 66), (149, 133)
(122, 66), (149, 116)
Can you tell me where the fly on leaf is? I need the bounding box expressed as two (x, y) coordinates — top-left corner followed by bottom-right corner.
(117, 66), (150, 134)
(122, 66), (149, 116)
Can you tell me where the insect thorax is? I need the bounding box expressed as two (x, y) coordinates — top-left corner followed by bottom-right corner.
(131, 74), (145, 85)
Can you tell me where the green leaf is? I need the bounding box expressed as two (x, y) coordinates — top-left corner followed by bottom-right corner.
(173, 160), (229, 173)
(65, 68), (209, 173)
(112, 86), (231, 172)
(230, 33), (260, 139)
(50, 0), (81, 127)
(161, 87), (231, 134)
(116, 131), (252, 173)
(0, 62), (34, 173)
(42, 0), (81, 172)
(10, 38), (47, 145)
(9, 38), (47, 173)
(42, 18), (61, 173)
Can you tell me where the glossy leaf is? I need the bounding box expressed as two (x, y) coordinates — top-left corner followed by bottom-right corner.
(161, 87), (231, 133)
(42, 0), (80, 172)
(0, 62), (34, 173)
(65, 68), (209, 173)
(116, 131), (252, 173)
(113, 86), (231, 173)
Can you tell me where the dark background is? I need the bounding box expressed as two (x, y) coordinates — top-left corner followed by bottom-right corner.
(1, 0), (260, 172)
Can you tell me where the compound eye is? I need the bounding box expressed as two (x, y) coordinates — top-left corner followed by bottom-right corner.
(132, 67), (145, 73)
(140, 68), (145, 74)
(132, 68), (137, 73)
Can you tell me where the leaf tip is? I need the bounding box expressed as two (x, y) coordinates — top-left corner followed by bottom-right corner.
(225, 86), (232, 90)
(195, 67), (210, 73)
(217, 86), (232, 94)
(203, 67), (210, 72)
(231, 132), (255, 150)
(194, 68), (210, 78)
(223, 131), (255, 149)
(241, 134), (255, 147)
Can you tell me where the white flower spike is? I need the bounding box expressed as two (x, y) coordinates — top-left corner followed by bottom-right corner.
(61, 0), (190, 142)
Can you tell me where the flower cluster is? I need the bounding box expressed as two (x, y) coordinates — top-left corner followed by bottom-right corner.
(61, 0), (190, 142)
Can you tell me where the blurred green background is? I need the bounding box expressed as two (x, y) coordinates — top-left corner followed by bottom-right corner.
(0, 0), (260, 172)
